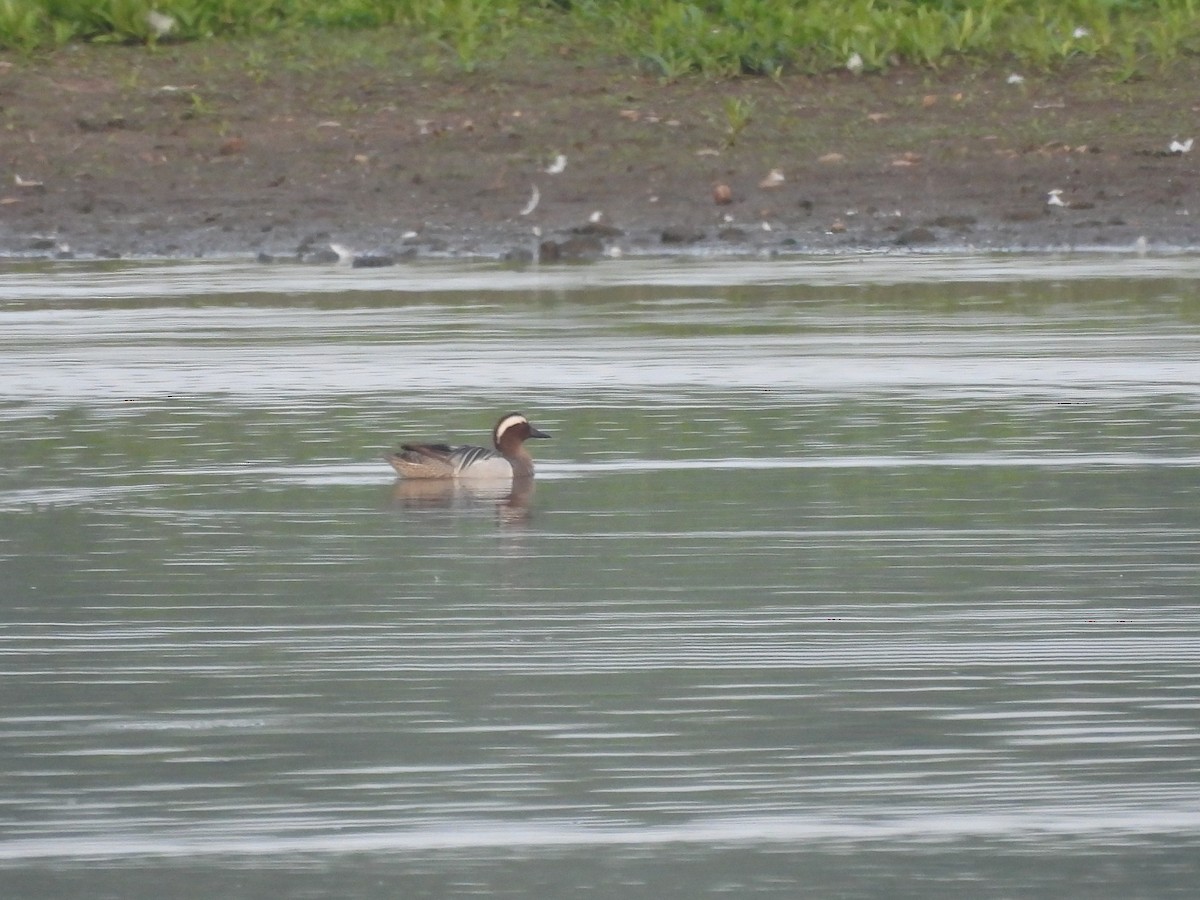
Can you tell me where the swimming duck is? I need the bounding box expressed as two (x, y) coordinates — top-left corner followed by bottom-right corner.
(385, 412), (550, 479)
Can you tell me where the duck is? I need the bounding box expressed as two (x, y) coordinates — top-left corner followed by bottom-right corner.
(385, 412), (550, 479)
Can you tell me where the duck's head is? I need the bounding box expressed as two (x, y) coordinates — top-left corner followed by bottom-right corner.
(493, 412), (551, 451)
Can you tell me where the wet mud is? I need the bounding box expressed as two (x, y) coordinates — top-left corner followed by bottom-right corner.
(2, 43), (1197, 261)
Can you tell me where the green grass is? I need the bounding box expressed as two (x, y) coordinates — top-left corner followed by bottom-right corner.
(2, 0), (1199, 78)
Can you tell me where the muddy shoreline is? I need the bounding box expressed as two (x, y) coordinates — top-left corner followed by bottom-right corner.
(2, 41), (1198, 263)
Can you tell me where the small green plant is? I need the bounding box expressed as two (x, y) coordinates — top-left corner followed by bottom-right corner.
(899, 6), (948, 69)
(185, 90), (214, 119)
(721, 96), (755, 147)
(242, 44), (270, 83)
(1109, 41), (1142, 83)
(0, 0), (47, 52)
(406, 0), (525, 72)
(86, 0), (158, 44)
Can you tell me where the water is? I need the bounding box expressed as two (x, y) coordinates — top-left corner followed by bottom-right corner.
(2, 256), (1199, 898)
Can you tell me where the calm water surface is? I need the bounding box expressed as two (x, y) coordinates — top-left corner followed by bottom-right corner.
(2, 256), (1199, 898)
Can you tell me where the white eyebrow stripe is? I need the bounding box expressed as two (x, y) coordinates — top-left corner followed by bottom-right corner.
(494, 414), (528, 442)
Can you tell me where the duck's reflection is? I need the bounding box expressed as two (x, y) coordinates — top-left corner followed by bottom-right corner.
(388, 476), (536, 525)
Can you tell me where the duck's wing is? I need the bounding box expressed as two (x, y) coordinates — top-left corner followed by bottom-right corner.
(385, 443), (460, 478)
(385, 443), (505, 479)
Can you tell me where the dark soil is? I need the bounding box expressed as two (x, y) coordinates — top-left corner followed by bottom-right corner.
(2, 34), (1198, 262)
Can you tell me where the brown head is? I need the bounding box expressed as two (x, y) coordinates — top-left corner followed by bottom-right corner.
(492, 413), (550, 474)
